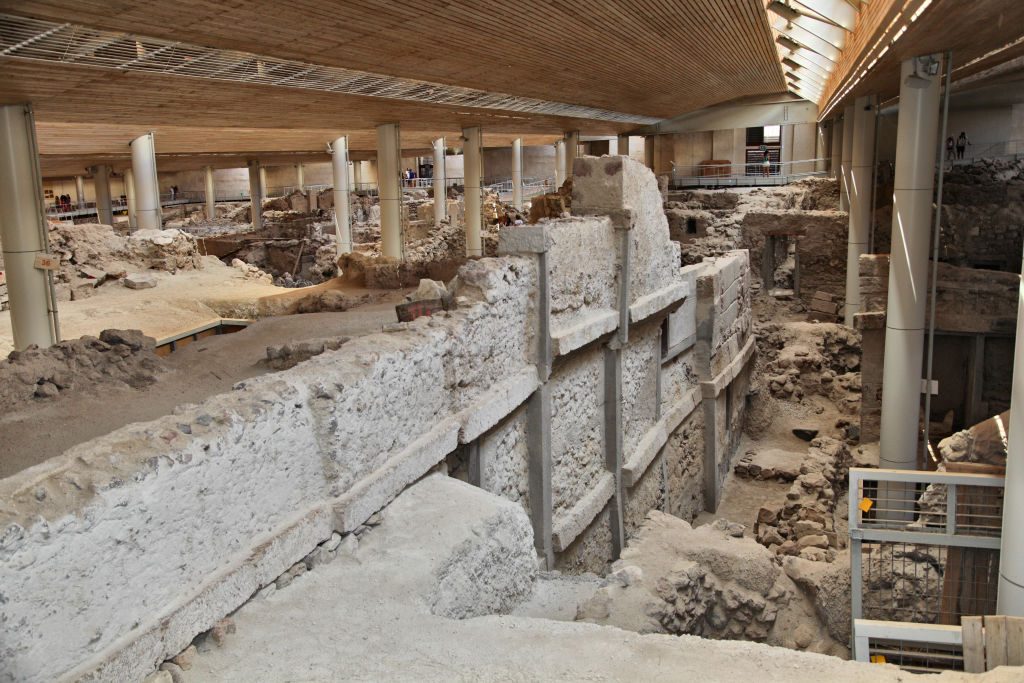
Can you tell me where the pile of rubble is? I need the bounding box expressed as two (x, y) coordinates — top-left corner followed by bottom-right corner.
(46, 223), (204, 301)
(755, 322), (861, 413)
(743, 437), (853, 562)
(528, 178), (572, 223)
(0, 329), (162, 410)
(575, 512), (849, 657)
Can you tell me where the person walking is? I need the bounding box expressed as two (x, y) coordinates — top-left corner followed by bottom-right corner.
(946, 136), (955, 161)
(762, 148), (771, 177)
(956, 131), (971, 160)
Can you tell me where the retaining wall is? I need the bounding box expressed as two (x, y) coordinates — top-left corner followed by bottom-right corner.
(0, 155), (755, 681)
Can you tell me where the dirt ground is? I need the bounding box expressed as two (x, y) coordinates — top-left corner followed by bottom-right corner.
(0, 293), (408, 478)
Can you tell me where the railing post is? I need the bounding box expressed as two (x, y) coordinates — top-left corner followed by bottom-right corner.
(946, 483), (957, 535)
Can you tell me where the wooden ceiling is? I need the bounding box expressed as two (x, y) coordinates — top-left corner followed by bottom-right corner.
(1, 0), (786, 120)
(819, 0), (1024, 117)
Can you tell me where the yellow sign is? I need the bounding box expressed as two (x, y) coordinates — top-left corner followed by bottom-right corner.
(859, 498), (874, 513)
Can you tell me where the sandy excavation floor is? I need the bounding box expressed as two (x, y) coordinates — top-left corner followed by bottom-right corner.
(0, 281), (409, 477)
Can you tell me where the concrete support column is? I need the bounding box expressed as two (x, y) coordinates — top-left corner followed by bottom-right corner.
(0, 104), (58, 349)
(845, 95), (877, 325)
(878, 55), (943, 476)
(512, 137), (523, 211)
(296, 163), (305, 192)
(463, 126), (483, 257)
(74, 174), (85, 208)
(780, 124), (794, 174)
(617, 134), (630, 157)
(997, 244), (1024, 616)
(815, 123), (828, 173)
(830, 119), (843, 179)
(331, 136), (352, 255)
(352, 159), (363, 191)
(644, 136), (655, 170)
(376, 123), (402, 259)
(204, 166), (216, 219)
(124, 168), (137, 230)
(91, 164), (113, 226)
(129, 132), (162, 230)
(432, 137), (447, 226)
(564, 131), (579, 180)
(554, 140), (566, 187)
(840, 105), (855, 211)
(259, 166), (268, 199)
(247, 160), (263, 232)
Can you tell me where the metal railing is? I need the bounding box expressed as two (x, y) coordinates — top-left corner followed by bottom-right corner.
(849, 467), (1005, 664)
(853, 619), (966, 673)
(669, 157), (830, 188)
(944, 139), (1024, 164)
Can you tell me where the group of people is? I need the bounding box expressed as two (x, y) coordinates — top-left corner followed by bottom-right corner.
(403, 168), (418, 186)
(53, 194), (75, 212)
(945, 131), (971, 161)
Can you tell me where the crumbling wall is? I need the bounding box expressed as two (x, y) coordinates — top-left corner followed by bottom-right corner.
(0, 155), (764, 682)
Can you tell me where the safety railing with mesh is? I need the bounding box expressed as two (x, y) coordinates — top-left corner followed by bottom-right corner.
(849, 467), (1005, 664)
(853, 620), (965, 673)
(669, 158), (830, 188)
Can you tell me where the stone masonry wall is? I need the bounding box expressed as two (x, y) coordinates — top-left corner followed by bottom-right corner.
(0, 156), (759, 681)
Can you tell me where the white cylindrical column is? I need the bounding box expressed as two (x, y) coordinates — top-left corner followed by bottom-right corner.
(296, 163), (305, 192)
(554, 140), (566, 187)
(124, 168), (138, 230)
(129, 132), (162, 230)
(815, 123), (828, 173)
(463, 126), (483, 257)
(432, 137), (447, 226)
(74, 174), (85, 208)
(644, 136), (655, 170)
(840, 105), (855, 212)
(376, 123), (402, 259)
(617, 134), (630, 157)
(247, 160), (263, 232)
(91, 164), (113, 225)
(845, 95), (877, 325)
(205, 166), (216, 219)
(352, 159), (363, 191)
(331, 136), (352, 255)
(0, 104), (58, 349)
(879, 55), (943, 475)
(564, 131), (579, 180)
(830, 119), (843, 178)
(780, 124), (794, 175)
(259, 166), (268, 199)
(512, 137), (523, 211)
(997, 244), (1024, 615)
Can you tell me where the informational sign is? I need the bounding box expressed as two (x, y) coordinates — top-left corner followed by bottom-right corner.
(33, 254), (60, 271)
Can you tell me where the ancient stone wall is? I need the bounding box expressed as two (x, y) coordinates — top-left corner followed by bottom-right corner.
(855, 254), (1019, 441)
(0, 156), (758, 681)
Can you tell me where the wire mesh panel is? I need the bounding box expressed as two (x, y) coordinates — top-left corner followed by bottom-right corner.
(867, 638), (965, 674)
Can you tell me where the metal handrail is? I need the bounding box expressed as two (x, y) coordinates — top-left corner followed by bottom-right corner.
(853, 619), (964, 666)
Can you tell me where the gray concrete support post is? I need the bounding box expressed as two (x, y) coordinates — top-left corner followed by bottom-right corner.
(129, 132), (162, 230)
(831, 119), (843, 179)
(554, 140), (566, 187)
(296, 163), (305, 193)
(432, 137), (447, 226)
(527, 248), (553, 567)
(840, 105), (855, 212)
(74, 174), (85, 208)
(91, 164), (113, 226)
(259, 165), (268, 199)
(247, 160), (263, 232)
(331, 136), (352, 255)
(0, 103), (58, 349)
(564, 131), (579, 181)
(617, 134), (630, 157)
(997, 243), (1024, 615)
(204, 166), (216, 220)
(845, 95), (877, 325)
(879, 55), (943, 477)
(124, 168), (137, 230)
(463, 126), (483, 257)
(815, 123), (828, 173)
(511, 137), (523, 211)
(376, 123), (402, 259)
(644, 136), (655, 170)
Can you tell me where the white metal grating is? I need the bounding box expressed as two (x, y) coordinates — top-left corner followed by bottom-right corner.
(0, 14), (662, 126)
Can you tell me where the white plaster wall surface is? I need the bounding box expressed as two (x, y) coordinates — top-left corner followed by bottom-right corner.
(0, 257), (536, 683)
(622, 319), (661, 455)
(550, 349), (606, 518)
(480, 405), (530, 514)
(666, 264), (703, 349)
